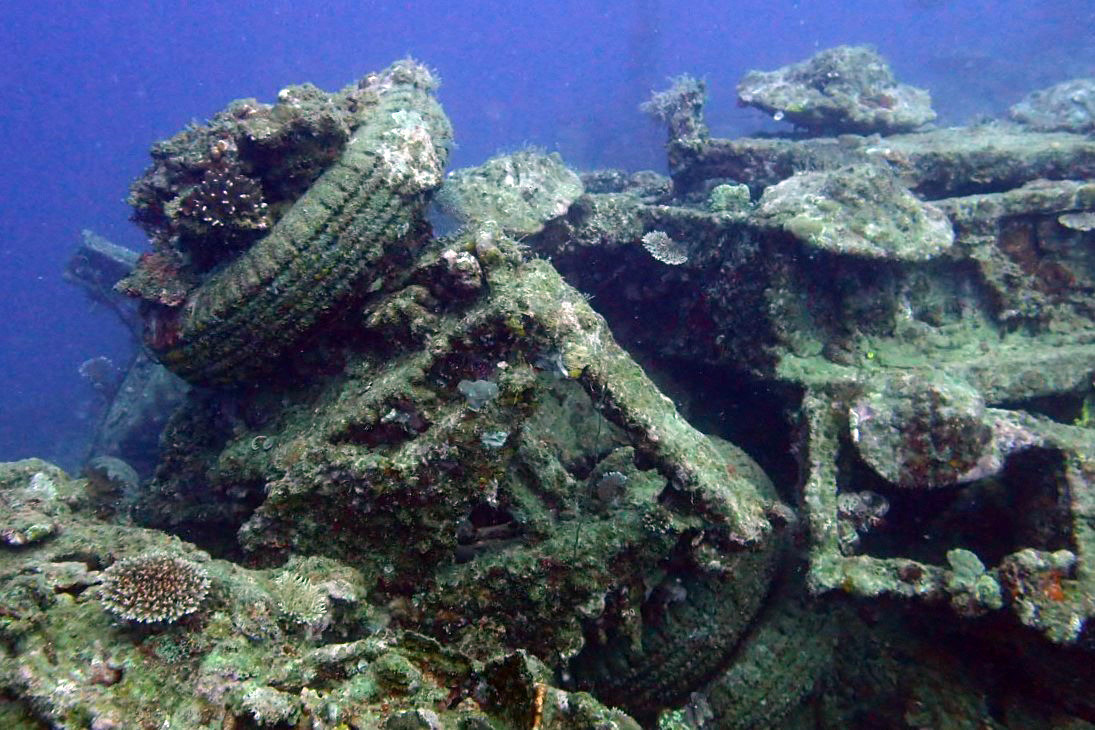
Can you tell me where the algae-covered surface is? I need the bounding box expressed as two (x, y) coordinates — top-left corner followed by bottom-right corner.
(11, 44), (1095, 729)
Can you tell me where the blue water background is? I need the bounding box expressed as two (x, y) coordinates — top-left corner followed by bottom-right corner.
(1, 1), (1093, 468)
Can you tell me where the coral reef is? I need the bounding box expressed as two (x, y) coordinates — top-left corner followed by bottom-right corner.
(128, 84), (356, 251)
(641, 230), (689, 265)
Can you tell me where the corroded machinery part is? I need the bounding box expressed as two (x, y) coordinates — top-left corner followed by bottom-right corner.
(141, 226), (785, 719)
(849, 371), (994, 489)
(147, 62), (453, 385)
(566, 440), (788, 721)
(802, 382), (1095, 645)
(935, 179), (1095, 333)
(736, 45), (936, 135)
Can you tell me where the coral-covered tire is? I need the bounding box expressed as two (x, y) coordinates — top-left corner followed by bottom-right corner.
(144, 62), (452, 386)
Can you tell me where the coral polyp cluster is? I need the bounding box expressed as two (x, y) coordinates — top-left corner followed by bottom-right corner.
(176, 167), (269, 270)
(98, 552), (210, 624)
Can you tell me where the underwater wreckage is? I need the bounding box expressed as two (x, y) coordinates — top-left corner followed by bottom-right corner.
(6, 47), (1095, 728)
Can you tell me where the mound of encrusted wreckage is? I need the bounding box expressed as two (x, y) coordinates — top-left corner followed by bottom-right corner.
(4, 48), (1094, 728)
(533, 46), (1095, 726)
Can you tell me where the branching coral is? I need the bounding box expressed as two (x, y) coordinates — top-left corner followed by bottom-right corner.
(99, 553), (210, 624)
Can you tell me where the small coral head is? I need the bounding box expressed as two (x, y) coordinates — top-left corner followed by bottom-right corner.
(99, 552), (210, 624)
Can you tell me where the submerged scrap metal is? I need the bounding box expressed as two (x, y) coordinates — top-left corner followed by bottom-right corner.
(10, 47), (1095, 728)
(531, 47), (1095, 726)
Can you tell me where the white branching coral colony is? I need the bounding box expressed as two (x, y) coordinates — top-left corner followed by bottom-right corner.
(99, 553), (210, 624)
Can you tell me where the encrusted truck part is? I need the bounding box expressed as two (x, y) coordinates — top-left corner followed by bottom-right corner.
(538, 172), (1095, 645)
(736, 45), (936, 135)
(753, 163), (954, 261)
(655, 88), (1095, 197)
(657, 579), (843, 730)
(437, 149), (584, 235)
(136, 224), (784, 722)
(802, 381), (1095, 644)
(565, 437), (786, 721)
(1010, 78), (1095, 133)
(128, 61), (453, 385)
(934, 179), (1095, 329)
(537, 62), (1095, 663)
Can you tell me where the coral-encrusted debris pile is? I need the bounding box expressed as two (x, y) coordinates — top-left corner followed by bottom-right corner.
(118, 61), (454, 385)
(37, 45), (1095, 729)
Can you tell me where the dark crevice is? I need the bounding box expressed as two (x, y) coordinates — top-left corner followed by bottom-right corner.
(855, 446), (1072, 566)
(48, 551), (105, 571)
(997, 393), (1085, 426)
(455, 504), (523, 563)
(640, 359), (803, 501)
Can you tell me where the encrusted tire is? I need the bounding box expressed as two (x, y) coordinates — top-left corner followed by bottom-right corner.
(148, 62), (452, 385)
